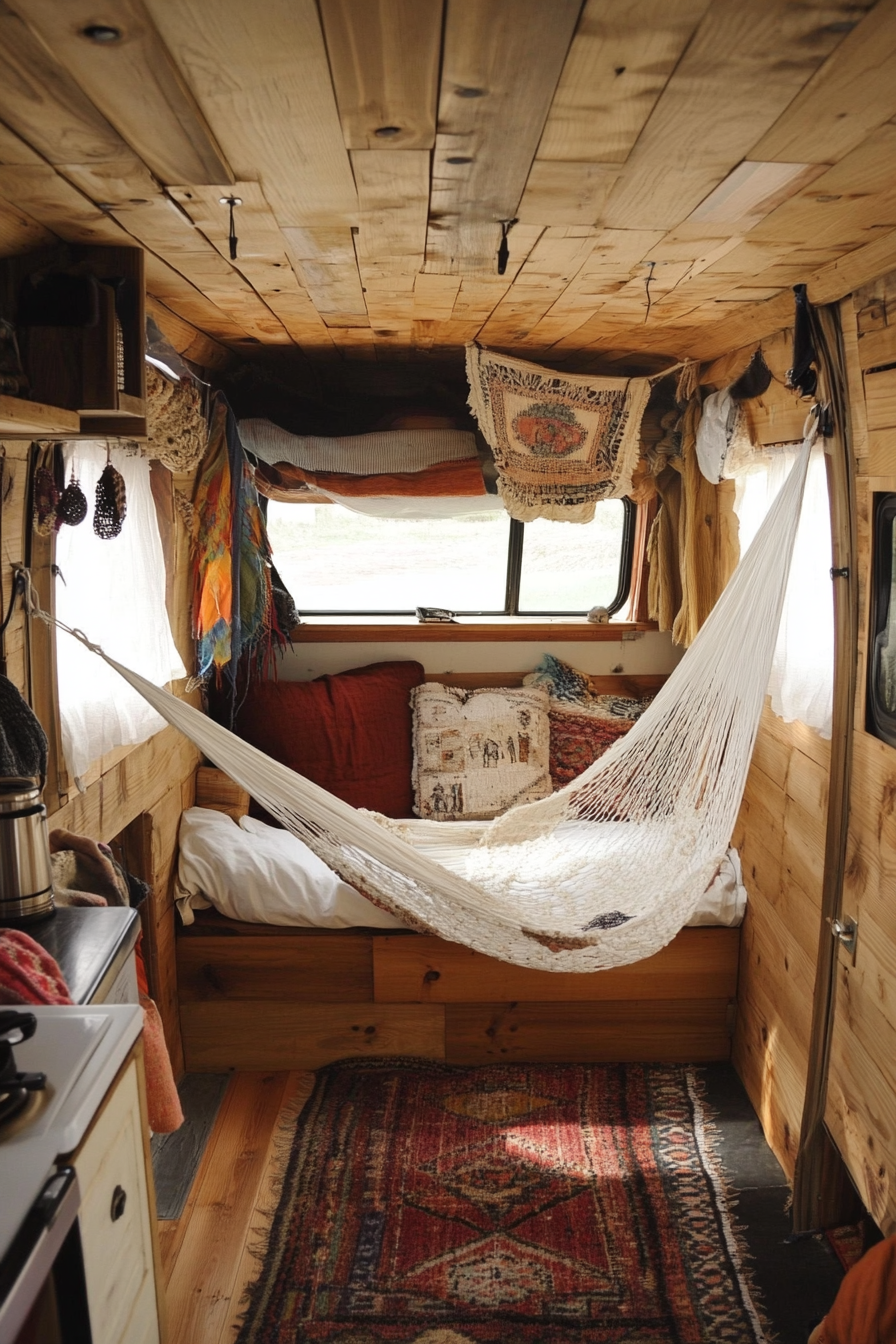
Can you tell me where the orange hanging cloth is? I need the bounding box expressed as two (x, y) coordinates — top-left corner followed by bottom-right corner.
(810, 1236), (896, 1344)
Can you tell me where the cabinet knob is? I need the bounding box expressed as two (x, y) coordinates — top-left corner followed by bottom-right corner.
(110, 1185), (127, 1222)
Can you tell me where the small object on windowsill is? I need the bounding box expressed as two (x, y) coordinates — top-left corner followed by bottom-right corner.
(587, 606), (610, 624)
(416, 607), (457, 624)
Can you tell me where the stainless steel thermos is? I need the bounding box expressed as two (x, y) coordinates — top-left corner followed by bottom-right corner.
(0, 777), (55, 925)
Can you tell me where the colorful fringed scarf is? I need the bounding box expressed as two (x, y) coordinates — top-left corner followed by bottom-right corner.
(192, 395), (288, 713)
(466, 343), (651, 522)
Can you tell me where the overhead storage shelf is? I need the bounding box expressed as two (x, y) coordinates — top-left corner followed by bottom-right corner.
(0, 243), (146, 440)
(0, 394), (80, 438)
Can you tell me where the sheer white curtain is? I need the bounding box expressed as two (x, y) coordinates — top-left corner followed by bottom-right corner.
(732, 440), (833, 738)
(55, 441), (187, 784)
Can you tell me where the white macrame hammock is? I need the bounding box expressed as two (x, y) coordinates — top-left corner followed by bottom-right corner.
(49, 431), (815, 973)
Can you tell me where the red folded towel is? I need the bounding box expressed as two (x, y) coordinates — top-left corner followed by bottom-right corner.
(0, 929), (72, 1005)
(0, 928), (183, 1134)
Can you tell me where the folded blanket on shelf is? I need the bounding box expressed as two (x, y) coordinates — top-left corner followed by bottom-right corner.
(238, 420), (478, 474)
(254, 455), (486, 500)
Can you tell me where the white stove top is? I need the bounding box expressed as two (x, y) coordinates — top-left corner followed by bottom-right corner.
(0, 1004), (143, 1264)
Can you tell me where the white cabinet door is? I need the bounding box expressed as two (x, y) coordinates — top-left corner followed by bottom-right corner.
(73, 1057), (160, 1344)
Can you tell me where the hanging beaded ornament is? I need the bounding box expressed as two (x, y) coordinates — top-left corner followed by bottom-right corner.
(32, 466), (60, 536)
(55, 468), (88, 528)
(94, 454), (127, 539)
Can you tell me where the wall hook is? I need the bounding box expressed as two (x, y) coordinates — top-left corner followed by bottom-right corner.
(497, 218), (517, 276)
(220, 196), (242, 260)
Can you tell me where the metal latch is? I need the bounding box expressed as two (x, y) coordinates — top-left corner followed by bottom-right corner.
(830, 915), (858, 962)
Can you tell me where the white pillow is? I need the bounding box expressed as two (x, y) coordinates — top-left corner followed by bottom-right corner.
(175, 807), (406, 928)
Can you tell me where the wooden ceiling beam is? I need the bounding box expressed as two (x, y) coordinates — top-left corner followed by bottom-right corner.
(320, 0), (443, 150)
(351, 149), (430, 353)
(282, 226), (368, 326)
(535, 0), (710, 164)
(517, 162), (620, 228)
(0, 9), (296, 348)
(747, 123), (896, 250)
(6, 0), (233, 186)
(424, 0), (581, 276)
(352, 150), (429, 267)
(601, 0), (875, 233)
(144, 0), (358, 228)
(0, 3), (163, 206)
(673, 221), (896, 361)
(749, 0), (896, 166)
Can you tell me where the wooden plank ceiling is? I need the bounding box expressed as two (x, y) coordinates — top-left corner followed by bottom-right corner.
(1, 0), (895, 370)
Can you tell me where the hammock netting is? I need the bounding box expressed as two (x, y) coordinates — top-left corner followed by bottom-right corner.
(63, 433), (814, 972)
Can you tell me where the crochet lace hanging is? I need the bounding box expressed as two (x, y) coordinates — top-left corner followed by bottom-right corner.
(54, 431), (815, 972)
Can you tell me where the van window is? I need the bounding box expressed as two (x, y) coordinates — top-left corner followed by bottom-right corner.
(265, 498), (634, 617)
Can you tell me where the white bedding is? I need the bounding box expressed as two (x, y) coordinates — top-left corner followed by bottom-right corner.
(176, 807), (746, 930)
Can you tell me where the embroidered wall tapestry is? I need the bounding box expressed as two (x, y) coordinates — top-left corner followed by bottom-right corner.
(466, 343), (651, 522)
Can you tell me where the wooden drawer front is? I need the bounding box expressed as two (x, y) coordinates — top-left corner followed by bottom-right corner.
(74, 1059), (159, 1344)
(444, 999), (735, 1064)
(373, 928), (741, 1003)
(177, 934), (374, 1002)
(180, 1000), (446, 1070)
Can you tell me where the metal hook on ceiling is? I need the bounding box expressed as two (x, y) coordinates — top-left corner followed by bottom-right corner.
(220, 196), (242, 261)
(497, 218), (518, 276)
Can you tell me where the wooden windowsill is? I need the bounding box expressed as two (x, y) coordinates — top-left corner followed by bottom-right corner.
(290, 619), (659, 643)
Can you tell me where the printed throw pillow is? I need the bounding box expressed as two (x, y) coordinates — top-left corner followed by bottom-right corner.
(548, 706), (635, 789)
(411, 684), (551, 821)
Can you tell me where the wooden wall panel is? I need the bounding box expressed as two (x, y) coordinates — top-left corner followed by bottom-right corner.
(818, 280), (896, 1233)
(732, 700), (831, 1181)
(826, 724), (896, 1232)
(729, 274), (896, 1229)
(2, 406), (202, 1078)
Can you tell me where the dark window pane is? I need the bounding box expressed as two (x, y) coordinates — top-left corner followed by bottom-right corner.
(877, 516), (896, 713)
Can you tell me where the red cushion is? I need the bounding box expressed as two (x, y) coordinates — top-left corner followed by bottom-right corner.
(235, 661), (425, 818)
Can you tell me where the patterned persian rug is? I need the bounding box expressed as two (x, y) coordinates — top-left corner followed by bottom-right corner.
(236, 1060), (768, 1343)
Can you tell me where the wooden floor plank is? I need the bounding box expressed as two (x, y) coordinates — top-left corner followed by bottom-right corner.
(216, 1072), (316, 1344)
(162, 1071), (293, 1343)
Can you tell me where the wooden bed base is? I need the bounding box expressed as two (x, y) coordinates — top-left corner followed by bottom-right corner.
(177, 914), (739, 1071)
(177, 672), (739, 1071)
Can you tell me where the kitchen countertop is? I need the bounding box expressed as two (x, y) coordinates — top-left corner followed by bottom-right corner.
(20, 906), (140, 1004)
(0, 1004), (144, 1268)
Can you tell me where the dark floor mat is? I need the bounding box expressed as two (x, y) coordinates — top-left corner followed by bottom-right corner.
(700, 1064), (846, 1344)
(151, 1072), (230, 1219)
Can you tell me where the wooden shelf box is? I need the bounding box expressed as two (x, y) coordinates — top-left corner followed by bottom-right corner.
(0, 244), (146, 438)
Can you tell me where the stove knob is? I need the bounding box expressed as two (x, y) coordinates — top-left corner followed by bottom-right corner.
(110, 1184), (127, 1222)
